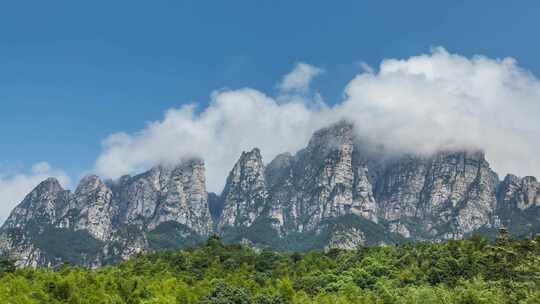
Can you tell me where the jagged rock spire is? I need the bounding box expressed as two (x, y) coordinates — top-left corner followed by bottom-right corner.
(149, 159), (213, 235)
(1, 121), (540, 266)
(266, 121), (379, 233)
(67, 174), (115, 241)
(2, 177), (68, 230)
(218, 148), (268, 231)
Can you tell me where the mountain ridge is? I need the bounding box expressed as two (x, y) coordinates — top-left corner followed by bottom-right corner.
(1, 121), (539, 267)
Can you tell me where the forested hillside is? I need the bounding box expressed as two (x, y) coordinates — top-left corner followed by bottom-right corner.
(1, 230), (539, 303)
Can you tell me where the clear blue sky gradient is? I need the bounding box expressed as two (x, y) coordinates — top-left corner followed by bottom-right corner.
(1, 1), (540, 180)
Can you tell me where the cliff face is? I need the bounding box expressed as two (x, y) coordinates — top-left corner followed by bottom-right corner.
(218, 148), (268, 231)
(270, 122), (375, 232)
(64, 175), (116, 241)
(0, 178), (72, 267)
(220, 122), (504, 249)
(0, 160), (212, 267)
(216, 123), (388, 249)
(495, 174), (540, 236)
(2, 178), (70, 231)
(374, 151), (500, 240)
(262, 123), (379, 234)
(1, 121), (538, 266)
(498, 175), (540, 211)
(118, 159), (212, 235)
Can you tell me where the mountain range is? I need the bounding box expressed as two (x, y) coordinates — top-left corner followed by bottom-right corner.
(1, 121), (539, 267)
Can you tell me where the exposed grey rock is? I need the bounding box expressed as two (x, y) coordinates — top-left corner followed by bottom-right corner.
(420, 151), (499, 239)
(325, 227), (365, 250)
(218, 148), (269, 231)
(375, 155), (428, 224)
(495, 174), (540, 237)
(267, 121), (379, 234)
(0, 234), (46, 268)
(0, 159), (213, 267)
(498, 174), (540, 211)
(375, 151), (499, 240)
(63, 175), (115, 241)
(1, 120), (539, 267)
(2, 178), (69, 230)
(118, 165), (169, 226)
(351, 165), (378, 222)
(150, 160), (212, 235)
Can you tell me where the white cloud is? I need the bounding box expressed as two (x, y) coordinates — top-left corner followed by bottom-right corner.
(95, 48), (540, 193)
(358, 61), (375, 74)
(96, 90), (334, 192)
(338, 47), (540, 178)
(278, 62), (324, 93)
(0, 162), (71, 224)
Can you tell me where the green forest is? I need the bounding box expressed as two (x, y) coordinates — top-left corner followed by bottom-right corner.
(1, 229), (539, 304)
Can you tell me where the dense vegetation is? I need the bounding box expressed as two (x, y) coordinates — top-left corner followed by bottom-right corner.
(1, 229), (539, 304)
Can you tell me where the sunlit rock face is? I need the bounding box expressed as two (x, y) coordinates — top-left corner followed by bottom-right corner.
(375, 150), (500, 240)
(1, 121), (539, 267)
(0, 178), (71, 267)
(422, 151), (499, 237)
(218, 148), (268, 231)
(218, 123), (381, 242)
(263, 122), (379, 235)
(374, 155), (428, 238)
(498, 175), (540, 211)
(66, 175), (116, 241)
(495, 174), (540, 236)
(119, 159), (212, 235)
(0, 159), (213, 267)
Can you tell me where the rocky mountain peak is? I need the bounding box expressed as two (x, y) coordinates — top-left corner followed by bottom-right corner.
(498, 174), (540, 210)
(263, 121), (381, 235)
(31, 177), (64, 197)
(2, 122), (540, 267)
(375, 148), (500, 240)
(305, 121), (354, 161)
(265, 152), (293, 190)
(308, 120), (353, 144)
(153, 157), (212, 235)
(75, 175), (108, 196)
(218, 148), (268, 231)
(117, 158), (212, 235)
(2, 177), (69, 231)
(66, 174), (115, 241)
(229, 148), (265, 191)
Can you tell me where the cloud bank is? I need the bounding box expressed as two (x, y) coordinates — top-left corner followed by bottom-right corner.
(0, 162), (70, 223)
(338, 48), (540, 174)
(96, 48), (540, 193)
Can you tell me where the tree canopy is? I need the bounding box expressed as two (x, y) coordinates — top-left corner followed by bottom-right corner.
(1, 231), (539, 303)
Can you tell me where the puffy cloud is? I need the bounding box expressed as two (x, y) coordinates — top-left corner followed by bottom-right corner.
(338, 47), (540, 178)
(0, 162), (70, 224)
(96, 89), (334, 192)
(95, 48), (540, 193)
(278, 62), (324, 93)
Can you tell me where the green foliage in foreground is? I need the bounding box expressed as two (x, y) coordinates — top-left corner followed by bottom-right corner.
(1, 231), (540, 304)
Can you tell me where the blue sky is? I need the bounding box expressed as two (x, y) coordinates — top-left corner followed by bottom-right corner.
(2, 1), (540, 220)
